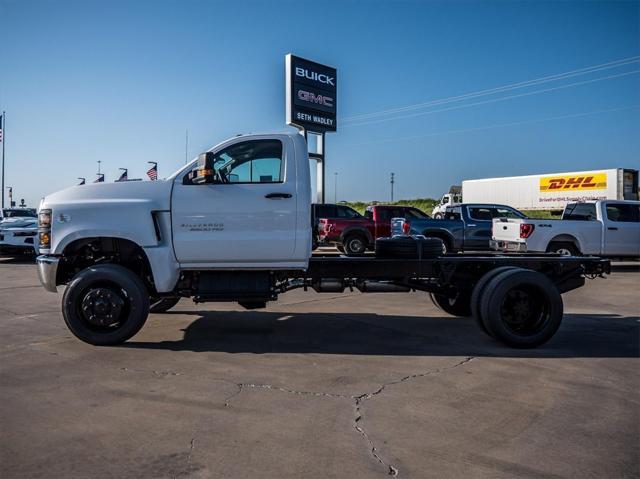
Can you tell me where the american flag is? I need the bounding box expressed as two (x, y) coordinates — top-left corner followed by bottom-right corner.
(147, 162), (158, 181)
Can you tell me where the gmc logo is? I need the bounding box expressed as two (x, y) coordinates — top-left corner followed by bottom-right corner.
(548, 176), (597, 189)
(295, 67), (335, 86)
(298, 90), (334, 107)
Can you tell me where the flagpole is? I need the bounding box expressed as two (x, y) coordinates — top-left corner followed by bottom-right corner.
(1, 111), (5, 209)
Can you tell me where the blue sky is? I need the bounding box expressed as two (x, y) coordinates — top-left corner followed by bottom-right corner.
(1, 0), (639, 207)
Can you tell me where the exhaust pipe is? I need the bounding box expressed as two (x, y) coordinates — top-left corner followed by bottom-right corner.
(355, 281), (410, 293)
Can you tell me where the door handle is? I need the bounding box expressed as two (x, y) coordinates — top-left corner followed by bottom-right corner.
(265, 192), (292, 199)
(607, 227), (618, 231)
(467, 224), (476, 227)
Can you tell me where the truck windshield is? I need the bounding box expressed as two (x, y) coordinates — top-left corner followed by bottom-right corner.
(2, 209), (37, 218)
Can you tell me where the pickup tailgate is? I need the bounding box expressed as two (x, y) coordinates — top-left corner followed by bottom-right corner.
(491, 218), (529, 251)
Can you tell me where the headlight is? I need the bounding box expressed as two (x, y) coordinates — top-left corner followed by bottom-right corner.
(39, 209), (52, 249)
(39, 210), (52, 228)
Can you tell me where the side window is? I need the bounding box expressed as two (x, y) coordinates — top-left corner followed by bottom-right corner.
(377, 208), (392, 221)
(606, 204), (640, 222)
(216, 140), (283, 184)
(446, 207), (462, 220)
(564, 203), (597, 221)
(364, 209), (374, 220)
(336, 206), (361, 219)
(315, 205), (336, 218)
(405, 208), (429, 220)
(468, 207), (493, 221)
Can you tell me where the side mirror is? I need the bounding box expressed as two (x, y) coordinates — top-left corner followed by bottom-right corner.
(184, 152), (216, 185)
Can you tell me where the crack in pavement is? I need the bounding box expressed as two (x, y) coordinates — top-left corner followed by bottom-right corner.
(116, 357), (476, 476)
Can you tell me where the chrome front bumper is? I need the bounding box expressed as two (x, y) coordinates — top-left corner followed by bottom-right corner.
(36, 255), (60, 293)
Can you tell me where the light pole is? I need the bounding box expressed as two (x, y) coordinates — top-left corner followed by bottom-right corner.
(390, 172), (395, 203)
(334, 172), (338, 203)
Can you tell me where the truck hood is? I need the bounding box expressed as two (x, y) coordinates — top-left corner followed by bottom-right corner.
(41, 180), (173, 211)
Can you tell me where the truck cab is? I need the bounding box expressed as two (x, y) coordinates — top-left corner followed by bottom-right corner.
(432, 193), (462, 219)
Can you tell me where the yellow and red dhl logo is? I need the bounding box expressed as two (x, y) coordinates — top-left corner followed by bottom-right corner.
(540, 173), (607, 192)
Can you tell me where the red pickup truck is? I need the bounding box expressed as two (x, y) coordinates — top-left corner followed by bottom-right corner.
(318, 204), (430, 255)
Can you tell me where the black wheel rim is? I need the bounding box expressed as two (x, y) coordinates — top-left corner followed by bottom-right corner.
(77, 283), (130, 331)
(499, 285), (549, 336)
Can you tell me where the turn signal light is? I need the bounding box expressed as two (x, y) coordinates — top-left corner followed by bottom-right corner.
(520, 224), (535, 238)
(39, 232), (51, 248)
(402, 221), (411, 235)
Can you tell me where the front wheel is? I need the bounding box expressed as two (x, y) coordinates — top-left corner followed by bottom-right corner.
(62, 264), (150, 345)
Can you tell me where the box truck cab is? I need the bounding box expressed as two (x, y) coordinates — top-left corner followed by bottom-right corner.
(432, 193), (462, 219)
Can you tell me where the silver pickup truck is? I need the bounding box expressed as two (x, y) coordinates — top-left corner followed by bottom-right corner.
(491, 200), (640, 257)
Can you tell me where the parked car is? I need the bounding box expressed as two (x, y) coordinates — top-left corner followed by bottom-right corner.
(311, 203), (361, 250)
(491, 200), (640, 257)
(397, 203), (526, 253)
(318, 204), (430, 255)
(0, 210), (39, 256)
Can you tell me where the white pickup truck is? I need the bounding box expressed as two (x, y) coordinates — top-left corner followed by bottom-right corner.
(36, 132), (610, 349)
(491, 200), (640, 257)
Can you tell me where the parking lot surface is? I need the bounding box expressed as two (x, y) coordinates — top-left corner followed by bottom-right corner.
(1, 258), (638, 478)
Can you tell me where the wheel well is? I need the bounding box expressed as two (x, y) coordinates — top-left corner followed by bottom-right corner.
(548, 235), (581, 251)
(57, 237), (154, 292)
(341, 229), (370, 244)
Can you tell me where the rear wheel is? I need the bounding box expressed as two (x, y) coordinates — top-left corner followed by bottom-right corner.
(434, 213), (443, 219)
(479, 268), (563, 348)
(547, 241), (579, 256)
(343, 235), (368, 256)
(149, 296), (180, 313)
(62, 264), (150, 345)
(430, 291), (472, 317)
(470, 266), (517, 336)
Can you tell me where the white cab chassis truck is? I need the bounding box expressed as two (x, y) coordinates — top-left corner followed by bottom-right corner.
(37, 133), (610, 349)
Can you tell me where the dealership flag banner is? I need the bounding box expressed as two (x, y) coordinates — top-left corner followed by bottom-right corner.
(116, 169), (128, 182)
(94, 173), (104, 183)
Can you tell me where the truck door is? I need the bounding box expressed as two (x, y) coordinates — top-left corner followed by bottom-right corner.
(463, 206), (494, 250)
(602, 202), (640, 256)
(171, 137), (301, 265)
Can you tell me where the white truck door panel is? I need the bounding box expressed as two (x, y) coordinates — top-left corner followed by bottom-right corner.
(171, 137), (299, 265)
(602, 202), (640, 256)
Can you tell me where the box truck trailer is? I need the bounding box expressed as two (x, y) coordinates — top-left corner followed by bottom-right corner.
(462, 168), (638, 211)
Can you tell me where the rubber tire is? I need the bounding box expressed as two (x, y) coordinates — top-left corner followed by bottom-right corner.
(430, 292), (472, 317)
(479, 268), (563, 348)
(336, 244), (345, 254)
(375, 236), (444, 259)
(422, 233), (450, 254)
(62, 264), (150, 346)
(343, 235), (368, 256)
(434, 213), (443, 219)
(150, 296), (180, 313)
(547, 241), (580, 256)
(470, 266), (518, 337)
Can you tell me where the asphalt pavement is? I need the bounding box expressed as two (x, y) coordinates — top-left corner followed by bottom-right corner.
(0, 257), (638, 478)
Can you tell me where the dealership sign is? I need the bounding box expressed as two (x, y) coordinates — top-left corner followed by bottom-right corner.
(286, 54), (337, 132)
